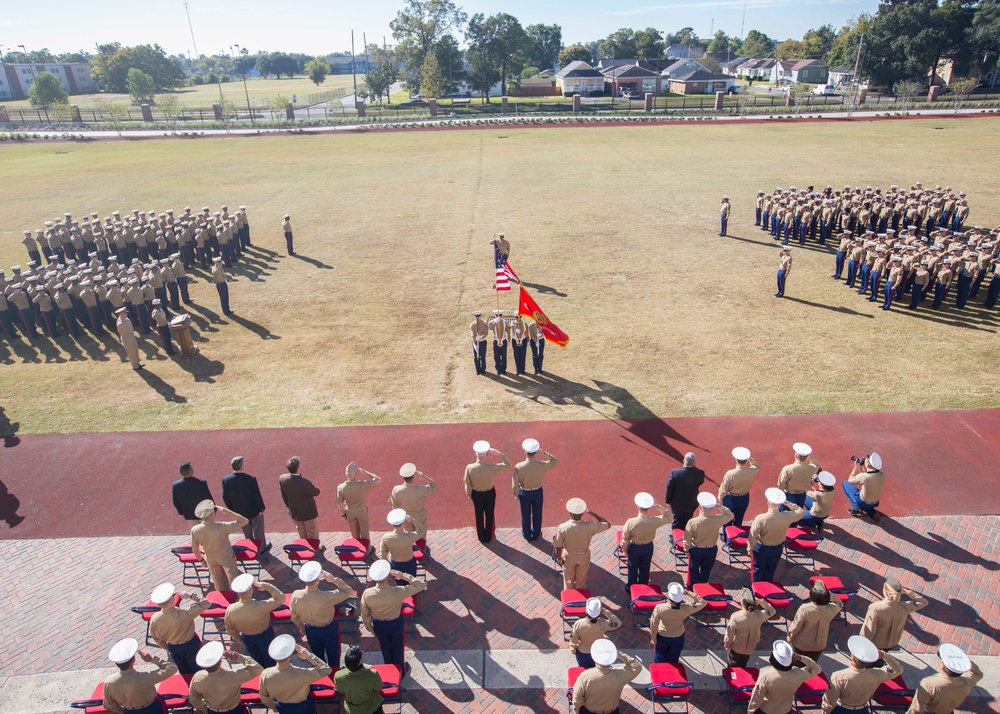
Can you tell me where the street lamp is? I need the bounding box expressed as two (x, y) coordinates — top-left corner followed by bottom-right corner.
(231, 44), (254, 125)
(18, 45), (37, 80)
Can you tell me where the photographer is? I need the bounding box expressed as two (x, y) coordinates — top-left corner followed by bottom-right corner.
(798, 472), (837, 533)
(844, 452), (885, 524)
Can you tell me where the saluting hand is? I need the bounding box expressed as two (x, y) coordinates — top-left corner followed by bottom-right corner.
(294, 644), (310, 659)
(137, 649), (153, 662)
(223, 649), (241, 663)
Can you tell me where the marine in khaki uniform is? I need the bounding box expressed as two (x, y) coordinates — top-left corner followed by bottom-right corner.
(491, 232), (510, 263)
(906, 644), (983, 714)
(470, 310), (489, 375)
(102, 638), (178, 714)
(282, 214), (294, 255)
(861, 575), (928, 650)
(718, 447), (759, 539)
(337, 462), (381, 544)
(724, 588), (777, 668)
(777, 442), (821, 508)
(224, 574), (285, 668)
(775, 246), (792, 297)
(682, 492), (733, 588)
(720, 195), (731, 236)
(148, 583), (211, 675)
(211, 258), (233, 316)
(787, 580), (843, 660)
(747, 489), (804, 583)
(844, 452), (885, 523)
(150, 299), (175, 355)
(552, 498), (610, 590)
(389, 463), (438, 534)
(512, 438), (559, 541)
(290, 561), (354, 668)
(258, 635), (332, 714)
(619, 492), (671, 590)
(821, 636), (902, 714)
(190, 499), (249, 591)
(569, 598), (622, 669)
(115, 307), (143, 370)
(360, 560), (427, 674)
(188, 641), (262, 714)
(748, 641), (822, 714)
(464, 440), (511, 544)
(649, 582), (706, 663)
(571, 639), (641, 714)
(379, 508), (426, 580)
(489, 308), (508, 375)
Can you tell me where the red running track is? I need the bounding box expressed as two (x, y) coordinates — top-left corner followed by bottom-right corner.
(1, 409), (998, 540)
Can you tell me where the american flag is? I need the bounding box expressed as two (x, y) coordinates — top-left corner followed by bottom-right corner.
(494, 243), (519, 291)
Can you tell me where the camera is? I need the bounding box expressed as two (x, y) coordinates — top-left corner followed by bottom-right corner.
(850, 455), (868, 465)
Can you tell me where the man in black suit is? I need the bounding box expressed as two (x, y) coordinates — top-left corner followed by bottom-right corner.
(173, 462), (213, 527)
(664, 452), (705, 532)
(222, 456), (270, 552)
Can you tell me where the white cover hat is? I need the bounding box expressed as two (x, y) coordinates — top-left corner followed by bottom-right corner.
(667, 582), (684, 602)
(399, 463), (417, 478)
(939, 644), (971, 674)
(869, 452), (883, 469)
(150, 583), (175, 605)
(848, 635), (879, 664)
(591, 639), (617, 666)
(697, 492), (717, 509)
(522, 438), (540, 453)
(473, 440), (490, 455)
(566, 498), (587, 515)
(818, 471), (836, 487)
(369, 559), (392, 582)
(793, 442), (813, 456)
(765, 487), (786, 505)
(196, 641), (225, 668)
(268, 634), (296, 661)
(586, 597), (602, 618)
(194, 499), (216, 519)
(732, 447), (751, 461)
(772, 640), (794, 667)
(108, 638), (139, 664)
(634, 492), (654, 509)
(387, 508), (407, 526)
(299, 561), (322, 583)
(231, 573), (254, 594)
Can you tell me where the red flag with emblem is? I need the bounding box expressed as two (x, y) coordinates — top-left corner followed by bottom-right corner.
(517, 285), (569, 347)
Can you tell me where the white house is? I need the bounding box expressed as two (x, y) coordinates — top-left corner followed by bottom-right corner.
(555, 61), (606, 95)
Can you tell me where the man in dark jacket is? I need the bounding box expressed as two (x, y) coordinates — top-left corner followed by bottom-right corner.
(222, 456), (270, 552)
(665, 452), (705, 532)
(173, 462), (213, 526)
(279, 456), (322, 541)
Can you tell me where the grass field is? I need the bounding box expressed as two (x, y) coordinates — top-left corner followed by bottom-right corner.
(0, 75), (357, 112)
(1, 117), (999, 435)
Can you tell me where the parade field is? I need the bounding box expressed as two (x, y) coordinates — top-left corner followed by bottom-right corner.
(2, 116), (1000, 436)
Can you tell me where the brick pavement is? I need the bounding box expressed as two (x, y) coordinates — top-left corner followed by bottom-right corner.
(3, 512), (998, 693)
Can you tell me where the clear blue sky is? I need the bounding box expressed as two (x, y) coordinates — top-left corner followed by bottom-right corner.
(2, 0), (877, 58)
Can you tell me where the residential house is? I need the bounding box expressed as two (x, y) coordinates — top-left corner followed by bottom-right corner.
(554, 61), (606, 96)
(594, 58), (673, 73)
(509, 78), (557, 97)
(720, 57), (748, 76)
(0, 62), (98, 100)
(736, 58), (776, 80)
(325, 56), (371, 74)
(771, 59), (829, 85)
(661, 58), (710, 81)
(668, 69), (735, 94)
(602, 62), (662, 95)
(828, 65), (855, 87)
(664, 44), (705, 60)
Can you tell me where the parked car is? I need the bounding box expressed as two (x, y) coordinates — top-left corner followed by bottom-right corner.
(727, 85), (740, 95)
(618, 88), (639, 98)
(813, 84), (836, 96)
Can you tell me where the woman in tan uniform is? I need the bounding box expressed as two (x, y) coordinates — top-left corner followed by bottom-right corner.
(724, 588), (777, 668)
(649, 582), (706, 663)
(570, 598), (622, 669)
(861, 576), (928, 650)
(748, 640), (822, 714)
(788, 580), (842, 661)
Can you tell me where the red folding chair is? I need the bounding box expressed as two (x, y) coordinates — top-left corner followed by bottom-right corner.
(309, 671), (340, 707)
(156, 673), (194, 709)
(334, 538), (370, 577)
(560, 589), (591, 640)
(372, 663), (406, 712)
(692, 582), (732, 629)
(795, 671), (829, 712)
(239, 674), (261, 708)
(870, 674), (916, 713)
(412, 538), (429, 575)
(401, 595), (419, 635)
(69, 682), (112, 714)
(720, 667), (759, 714)
(613, 530), (628, 576)
(723, 526), (751, 567)
(567, 666), (585, 711)
(200, 590), (238, 640)
(808, 575), (856, 624)
(784, 527), (823, 569)
(671, 529), (689, 571)
(170, 545), (211, 588)
(283, 538), (322, 575)
(630, 583), (666, 628)
(130, 593), (181, 646)
(648, 662), (693, 713)
(233, 538), (263, 578)
(751, 581), (796, 632)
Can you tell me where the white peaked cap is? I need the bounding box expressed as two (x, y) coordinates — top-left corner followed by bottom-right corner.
(268, 634), (296, 661)
(772, 640), (794, 667)
(196, 641), (225, 668)
(399, 463), (417, 478)
(387, 508), (407, 526)
(869, 452), (883, 469)
(231, 573), (254, 594)
(848, 636), (879, 664)
(732, 447), (751, 461)
(591, 639), (617, 666)
(586, 597), (602, 618)
(109, 638), (139, 664)
(765, 488), (786, 505)
(369, 559), (391, 582)
(939, 644), (971, 674)
(818, 471), (836, 487)
(473, 440), (490, 455)
(299, 561), (322, 583)
(634, 492), (654, 509)
(697, 492), (717, 509)
(793, 442), (812, 456)
(522, 438), (540, 453)
(566, 498), (587, 515)
(667, 582), (684, 602)
(150, 583), (175, 605)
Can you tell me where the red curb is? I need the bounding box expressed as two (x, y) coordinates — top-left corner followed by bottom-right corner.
(2, 408), (999, 540)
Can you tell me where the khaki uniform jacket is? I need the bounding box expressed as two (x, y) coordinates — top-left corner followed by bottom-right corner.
(188, 654), (263, 714)
(620, 513), (670, 549)
(571, 654), (642, 714)
(650, 595), (707, 638)
(290, 579), (353, 629)
(149, 595), (211, 646)
(861, 594), (929, 649)
(724, 601), (777, 655)
(360, 573), (426, 630)
(778, 463), (819, 495)
(102, 656), (179, 714)
(848, 469), (885, 504)
(512, 456), (559, 495)
(806, 488), (834, 519)
(380, 525), (424, 563)
(821, 653), (902, 714)
(684, 508), (734, 548)
(258, 650), (332, 709)
(788, 600), (843, 652)
(389, 482), (437, 525)
(747, 506), (803, 549)
(907, 663), (982, 714)
(718, 465), (759, 499)
(570, 612), (622, 654)
(191, 520), (242, 565)
(553, 519), (609, 555)
(748, 658), (822, 714)
(464, 461), (508, 496)
(337, 479), (376, 516)
(224, 583), (285, 638)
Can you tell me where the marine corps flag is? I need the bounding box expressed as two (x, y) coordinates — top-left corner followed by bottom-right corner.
(518, 285), (570, 347)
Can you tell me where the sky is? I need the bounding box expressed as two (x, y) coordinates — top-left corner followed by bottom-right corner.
(1, 0), (879, 58)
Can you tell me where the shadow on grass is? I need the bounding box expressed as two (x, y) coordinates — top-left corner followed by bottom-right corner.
(291, 254), (334, 270)
(228, 314), (281, 340)
(782, 296), (876, 318)
(137, 368), (188, 403)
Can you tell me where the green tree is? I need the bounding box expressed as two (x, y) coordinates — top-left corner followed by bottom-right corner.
(420, 52), (446, 98)
(802, 25), (836, 58)
(665, 27), (698, 46)
(91, 43), (185, 93)
(948, 76), (978, 110)
(269, 94), (292, 119)
(893, 79), (923, 111)
(742, 30), (774, 59)
(466, 45), (501, 101)
(433, 34), (466, 94)
(49, 101), (76, 124)
(635, 27), (665, 58)
(521, 66), (540, 79)
(466, 12), (529, 95)
(156, 94), (182, 127)
(305, 58), (331, 86)
(390, 0), (468, 91)
(776, 39), (807, 60)
(98, 99), (130, 136)
(525, 23), (562, 70)
(58, 51), (92, 63)
(127, 68), (156, 103)
(364, 47), (400, 105)
(28, 71), (69, 111)
(825, 16), (870, 69)
(707, 31), (732, 54)
(599, 28), (637, 58)
(558, 44), (592, 67)
(269, 52), (299, 78)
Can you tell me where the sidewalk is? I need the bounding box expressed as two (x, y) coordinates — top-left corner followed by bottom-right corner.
(2, 516), (997, 713)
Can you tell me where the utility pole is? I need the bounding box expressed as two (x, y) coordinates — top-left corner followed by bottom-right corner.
(184, 0), (200, 58)
(231, 44), (254, 125)
(351, 30), (357, 99)
(848, 33), (864, 117)
(740, 0), (748, 42)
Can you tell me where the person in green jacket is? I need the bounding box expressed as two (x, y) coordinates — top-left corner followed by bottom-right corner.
(334, 645), (384, 714)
